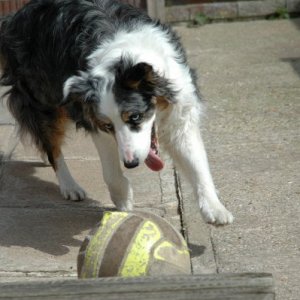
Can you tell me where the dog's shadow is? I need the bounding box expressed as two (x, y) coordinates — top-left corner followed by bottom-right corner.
(188, 243), (206, 258)
(0, 160), (110, 256)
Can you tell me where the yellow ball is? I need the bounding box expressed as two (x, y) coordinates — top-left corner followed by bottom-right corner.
(78, 211), (191, 278)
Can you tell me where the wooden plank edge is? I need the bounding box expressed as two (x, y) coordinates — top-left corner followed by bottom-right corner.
(0, 273), (275, 299)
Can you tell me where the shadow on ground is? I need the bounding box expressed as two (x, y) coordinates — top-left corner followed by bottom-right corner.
(188, 243), (206, 258)
(291, 12), (300, 30)
(282, 57), (300, 78)
(0, 160), (108, 256)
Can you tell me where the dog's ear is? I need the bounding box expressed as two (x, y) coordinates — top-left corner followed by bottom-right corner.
(150, 72), (177, 104)
(122, 62), (177, 102)
(115, 59), (178, 107)
(121, 62), (154, 90)
(63, 72), (104, 104)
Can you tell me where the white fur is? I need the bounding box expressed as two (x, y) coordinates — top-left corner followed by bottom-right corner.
(91, 131), (133, 211)
(55, 153), (86, 201)
(113, 117), (154, 164)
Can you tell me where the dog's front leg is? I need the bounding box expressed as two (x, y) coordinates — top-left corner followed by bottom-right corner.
(55, 153), (87, 201)
(91, 132), (133, 211)
(165, 126), (233, 225)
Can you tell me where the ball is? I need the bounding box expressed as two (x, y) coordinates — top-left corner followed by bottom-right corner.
(78, 211), (191, 278)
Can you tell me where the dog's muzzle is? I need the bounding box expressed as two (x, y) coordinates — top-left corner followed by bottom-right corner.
(122, 124), (164, 171)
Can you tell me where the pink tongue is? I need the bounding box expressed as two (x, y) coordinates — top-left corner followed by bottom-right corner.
(145, 149), (164, 172)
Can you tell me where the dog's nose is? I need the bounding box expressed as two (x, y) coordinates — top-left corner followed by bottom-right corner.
(124, 158), (139, 169)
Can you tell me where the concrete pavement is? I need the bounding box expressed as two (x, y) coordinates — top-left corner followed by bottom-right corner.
(0, 19), (299, 300)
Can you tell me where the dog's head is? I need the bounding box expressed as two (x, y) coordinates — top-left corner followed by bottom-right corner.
(63, 58), (176, 171)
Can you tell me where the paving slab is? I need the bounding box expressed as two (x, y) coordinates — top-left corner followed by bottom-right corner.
(176, 19), (300, 300)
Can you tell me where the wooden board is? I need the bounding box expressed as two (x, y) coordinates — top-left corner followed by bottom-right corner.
(0, 273), (275, 300)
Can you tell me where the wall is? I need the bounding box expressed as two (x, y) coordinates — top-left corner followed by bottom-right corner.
(0, 0), (299, 23)
(0, 0), (146, 18)
(165, 0), (300, 22)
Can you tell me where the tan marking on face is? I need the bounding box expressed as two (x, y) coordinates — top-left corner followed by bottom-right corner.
(80, 103), (114, 134)
(121, 111), (131, 123)
(156, 96), (169, 111)
(93, 115), (114, 134)
(126, 79), (141, 90)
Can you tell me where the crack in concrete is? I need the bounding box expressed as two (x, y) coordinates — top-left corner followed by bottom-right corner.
(158, 172), (164, 207)
(0, 270), (75, 274)
(173, 169), (186, 238)
(173, 169), (194, 274)
(209, 229), (220, 274)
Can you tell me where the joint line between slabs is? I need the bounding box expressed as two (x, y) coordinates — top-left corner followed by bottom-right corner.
(173, 168), (194, 274)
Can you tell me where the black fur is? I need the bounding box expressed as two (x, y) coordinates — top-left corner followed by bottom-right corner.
(0, 0), (185, 165)
(0, 0), (153, 102)
(115, 58), (177, 101)
(113, 58), (176, 110)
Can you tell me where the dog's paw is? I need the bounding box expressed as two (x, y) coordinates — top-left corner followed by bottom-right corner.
(60, 184), (87, 201)
(112, 197), (133, 211)
(200, 201), (233, 225)
(110, 182), (133, 211)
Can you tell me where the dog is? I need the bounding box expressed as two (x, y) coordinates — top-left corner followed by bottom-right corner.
(0, 0), (233, 225)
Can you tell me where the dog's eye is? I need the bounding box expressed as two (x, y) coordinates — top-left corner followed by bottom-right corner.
(129, 113), (143, 123)
(104, 123), (113, 131)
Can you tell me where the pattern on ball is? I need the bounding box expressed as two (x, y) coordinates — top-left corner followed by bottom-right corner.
(78, 211), (191, 278)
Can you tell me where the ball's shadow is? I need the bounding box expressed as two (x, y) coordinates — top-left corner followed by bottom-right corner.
(0, 160), (110, 256)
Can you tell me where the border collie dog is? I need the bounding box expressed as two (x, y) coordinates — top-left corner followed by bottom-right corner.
(0, 0), (233, 224)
